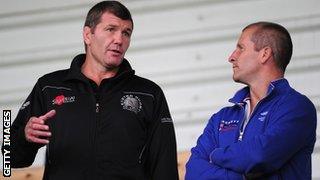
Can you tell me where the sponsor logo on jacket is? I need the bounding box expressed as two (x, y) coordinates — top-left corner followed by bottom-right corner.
(52, 95), (75, 106)
(219, 120), (239, 132)
(161, 117), (173, 123)
(258, 111), (268, 122)
(20, 101), (30, 110)
(120, 94), (142, 114)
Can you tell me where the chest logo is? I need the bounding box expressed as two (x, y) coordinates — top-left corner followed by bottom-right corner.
(219, 120), (239, 132)
(121, 95), (142, 114)
(258, 111), (269, 122)
(52, 94), (75, 106)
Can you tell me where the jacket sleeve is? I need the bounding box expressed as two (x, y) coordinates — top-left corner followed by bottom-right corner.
(2, 80), (46, 168)
(210, 95), (317, 176)
(185, 114), (243, 180)
(146, 88), (179, 180)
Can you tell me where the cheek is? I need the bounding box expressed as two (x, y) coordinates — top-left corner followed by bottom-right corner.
(124, 39), (131, 49)
(94, 33), (110, 45)
(90, 36), (102, 47)
(245, 57), (260, 71)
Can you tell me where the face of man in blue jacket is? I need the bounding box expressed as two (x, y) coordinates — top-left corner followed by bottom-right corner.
(228, 27), (263, 85)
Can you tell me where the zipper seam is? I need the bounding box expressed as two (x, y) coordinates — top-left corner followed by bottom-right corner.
(92, 93), (100, 174)
(138, 144), (147, 164)
(238, 98), (265, 141)
(238, 104), (246, 141)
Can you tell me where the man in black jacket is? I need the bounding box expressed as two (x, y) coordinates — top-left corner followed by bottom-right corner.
(3, 1), (179, 179)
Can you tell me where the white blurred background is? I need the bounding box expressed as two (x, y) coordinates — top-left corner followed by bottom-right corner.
(0, 0), (319, 178)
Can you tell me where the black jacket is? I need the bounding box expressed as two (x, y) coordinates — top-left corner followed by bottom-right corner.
(7, 54), (179, 180)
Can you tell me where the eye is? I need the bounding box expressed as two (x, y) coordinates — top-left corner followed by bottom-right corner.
(122, 31), (131, 37)
(238, 45), (245, 52)
(105, 27), (115, 32)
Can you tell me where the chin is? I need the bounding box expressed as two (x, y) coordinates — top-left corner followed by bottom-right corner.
(233, 75), (238, 81)
(233, 76), (242, 83)
(233, 79), (240, 83)
(105, 60), (123, 69)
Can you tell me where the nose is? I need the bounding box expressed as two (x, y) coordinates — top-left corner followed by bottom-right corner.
(228, 50), (236, 63)
(114, 32), (123, 45)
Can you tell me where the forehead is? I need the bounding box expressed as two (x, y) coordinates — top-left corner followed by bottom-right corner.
(238, 27), (256, 43)
(99, 12), (133, 29)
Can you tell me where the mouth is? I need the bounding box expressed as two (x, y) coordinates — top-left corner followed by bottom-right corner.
(232, 66), (239, 72)
(109, 49), (122, 56)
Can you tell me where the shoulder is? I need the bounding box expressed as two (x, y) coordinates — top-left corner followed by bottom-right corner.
(281, 88), (316, 111)
(37, 69), (69, 87)
(272, 88), (317, 123)
(130, 75), (164, 93)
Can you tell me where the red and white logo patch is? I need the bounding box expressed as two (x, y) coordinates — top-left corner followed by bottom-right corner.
(54, 95), (65, 105)
(52, 95), (75, 106)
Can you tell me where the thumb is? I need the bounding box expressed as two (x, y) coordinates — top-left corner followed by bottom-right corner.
(40, 109), (56, 121)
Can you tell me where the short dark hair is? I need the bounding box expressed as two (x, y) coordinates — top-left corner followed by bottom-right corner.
(84, 1), (133, 31)
(243, 22), (293, 72)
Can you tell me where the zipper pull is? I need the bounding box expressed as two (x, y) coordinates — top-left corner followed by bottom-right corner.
(238, 132), (243, 141)
(96, 103), (99, 113)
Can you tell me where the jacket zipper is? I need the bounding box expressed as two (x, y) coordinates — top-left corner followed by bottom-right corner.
(238, 87), (274, 141)
(238, 105), (246, 141)
(91, 93), (100, 178)
(138, 145), (146, 164)
(96, 103), (99, 113)
(238, 100), (263, 141)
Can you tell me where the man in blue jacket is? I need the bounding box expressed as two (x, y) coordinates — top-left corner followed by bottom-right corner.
(185, 22), (317, 179)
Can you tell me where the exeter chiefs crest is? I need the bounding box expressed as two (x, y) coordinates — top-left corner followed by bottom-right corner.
(121, 94), (142, 114)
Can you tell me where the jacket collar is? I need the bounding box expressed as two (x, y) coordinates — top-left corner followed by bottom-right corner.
(63, 54), (135, 83)
(229, 78), (289, 104)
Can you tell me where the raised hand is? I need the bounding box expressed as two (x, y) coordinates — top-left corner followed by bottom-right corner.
(24, 110), (56, 144)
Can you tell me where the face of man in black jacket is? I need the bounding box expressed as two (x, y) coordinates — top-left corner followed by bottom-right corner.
(82, 12), (133, 82)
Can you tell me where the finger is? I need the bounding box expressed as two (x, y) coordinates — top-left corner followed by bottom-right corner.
(39, 110), (56, 121)
(30, 130), (51, 137)
(26, 132), (50, 144)
(28, 136), (49, 144)
(31, 123), (49, 131)
(30, 117), (45, 125)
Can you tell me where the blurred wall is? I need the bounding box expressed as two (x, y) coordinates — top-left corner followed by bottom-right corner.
(1, 0), (319, 178)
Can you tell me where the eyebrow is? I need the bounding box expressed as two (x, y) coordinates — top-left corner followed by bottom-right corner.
(105, 24), (132, 32)
(237, 43), (243, 49)
(125, 28), (133, 33)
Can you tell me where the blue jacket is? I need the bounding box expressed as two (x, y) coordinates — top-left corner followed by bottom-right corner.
(186, 79), (317, 180)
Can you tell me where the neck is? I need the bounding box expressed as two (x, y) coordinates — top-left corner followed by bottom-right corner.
(248, 73), (283, 111)
(249, 85), (266, 112)
(81, 59), (119, 86)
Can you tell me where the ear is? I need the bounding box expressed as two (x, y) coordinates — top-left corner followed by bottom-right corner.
(83, 26), (92, 46)
(260, 46), (273, 64)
